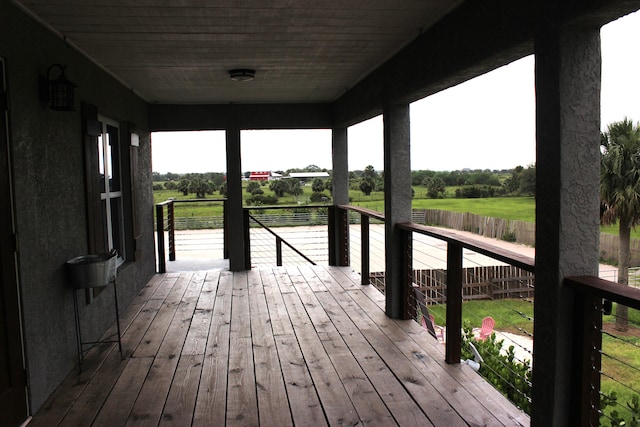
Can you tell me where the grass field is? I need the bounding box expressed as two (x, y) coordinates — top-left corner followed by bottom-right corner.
(154, 182), (640, 238)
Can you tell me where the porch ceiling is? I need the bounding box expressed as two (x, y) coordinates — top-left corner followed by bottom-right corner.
(13, 0), (463, 104)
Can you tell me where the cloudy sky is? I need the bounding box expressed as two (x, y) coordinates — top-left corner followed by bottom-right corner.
(152, 10), (640, 174)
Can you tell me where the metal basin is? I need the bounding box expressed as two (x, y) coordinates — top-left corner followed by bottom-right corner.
(66, 252), (117, 289)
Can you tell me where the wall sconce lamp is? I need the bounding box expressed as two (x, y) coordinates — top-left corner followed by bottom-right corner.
(40, 64), (77, 111)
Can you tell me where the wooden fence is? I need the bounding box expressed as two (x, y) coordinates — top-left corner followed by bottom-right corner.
(370, 265), (535, 303)
(412, 209), (536, 246)
(414, 208), (640, 266)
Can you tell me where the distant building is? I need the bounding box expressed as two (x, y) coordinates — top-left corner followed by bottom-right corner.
(248, 171), (282, 181)
(288, 172), (330, 180)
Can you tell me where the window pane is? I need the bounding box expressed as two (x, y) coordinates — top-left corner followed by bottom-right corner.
(110, 197), (124, 258)
(98, 134), (105, 190)
(107, 125), (121, 192)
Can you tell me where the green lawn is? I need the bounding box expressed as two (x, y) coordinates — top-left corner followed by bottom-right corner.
(153, 183), (640, 239)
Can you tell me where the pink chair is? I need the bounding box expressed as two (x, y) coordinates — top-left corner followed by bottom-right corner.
(429, 314), (445, 342)
(477, 316), (495, 341)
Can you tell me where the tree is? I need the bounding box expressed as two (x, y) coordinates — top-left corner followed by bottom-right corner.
(311, 178), (325, 193)
(359, 177), (375, 196)
(178, 179), (191, 196)
(600, 118), (640, 331)
(269, 180), (288, 197)
(363, 165), (378, 179)
(286, 179), (303, 197)
(188, 178), (212, 198)
(422, 177), (446, 199)
(519, 165), (536, 195)
(246, 181), (261, 194)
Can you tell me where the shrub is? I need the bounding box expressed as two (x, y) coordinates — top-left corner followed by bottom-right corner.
(246, 194), (278, 206)
(600, 391), (640, 426)
(310, 192), (330, 203)
(501, 231), (517, 242)
(461, 325), (532, 414)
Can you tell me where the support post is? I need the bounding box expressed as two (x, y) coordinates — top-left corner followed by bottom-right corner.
(156, 203), (166, 273)
(571, 292), (602, 426)
(328, 206), (349, 266)
(167, 200), (175, 261)
(445, 242), (463, 364)
(330, 127), (350, 265)
(243, 209), (251, 270)
(361, 214), (370, 286)
(226, 125), (247, 271)
(533, 16), (601, 424)
(383, 102), (412, 319)
(276, 236), (283, 266)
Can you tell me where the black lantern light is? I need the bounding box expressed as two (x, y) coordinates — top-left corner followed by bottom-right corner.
(46, 64), (76, 111)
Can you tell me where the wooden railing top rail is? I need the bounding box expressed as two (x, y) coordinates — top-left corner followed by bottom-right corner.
(338, 204), (385, 221)
(398, 222), (536, 273)
(158, 198), (226, 205)
(565, 275), (640, 310)
(244, 204), (328, 211)
(156, 199), (174, 207)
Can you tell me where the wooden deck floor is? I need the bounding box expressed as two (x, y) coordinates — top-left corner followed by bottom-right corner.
(30, 265), (529, 426)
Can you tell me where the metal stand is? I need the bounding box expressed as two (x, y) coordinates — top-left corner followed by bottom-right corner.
(72, 277), (123, 371)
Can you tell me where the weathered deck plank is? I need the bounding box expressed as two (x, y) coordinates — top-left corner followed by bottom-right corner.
(31, 266), (529, 427)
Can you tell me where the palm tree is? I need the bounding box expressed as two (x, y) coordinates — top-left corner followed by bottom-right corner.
(600, 118), (640, 332)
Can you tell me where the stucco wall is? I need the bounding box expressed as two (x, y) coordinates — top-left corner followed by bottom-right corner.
(1, 1), (156, 413)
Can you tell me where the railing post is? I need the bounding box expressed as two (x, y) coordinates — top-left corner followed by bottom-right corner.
(167, 200), (175, 261)
(243, 209), (251, 270)
(361, 214), (370, 286)
(328, 206), (349, 266)
(571, 291), (602, 425)
(400, 228), (413, 320)
(445, 242), (463, 364)
(276, 236), (283, 266)
(223, 199), (229, 259)
(156, 203), (166, 273)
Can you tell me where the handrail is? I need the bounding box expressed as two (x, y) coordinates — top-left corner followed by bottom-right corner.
(247, 212), (317, 266)
(564, 275), (640, 425)
(245, 204), (329, 211)
(167, 198), (227, 204)
(565, 275), (640, 309)
(398, 222), (536, 273)
(337, 204), (385, 221)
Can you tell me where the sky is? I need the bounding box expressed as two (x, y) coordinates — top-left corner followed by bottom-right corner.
(151, 10), (640, 174)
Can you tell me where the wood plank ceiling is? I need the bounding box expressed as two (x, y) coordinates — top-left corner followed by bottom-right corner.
(13, 0), (464, 104)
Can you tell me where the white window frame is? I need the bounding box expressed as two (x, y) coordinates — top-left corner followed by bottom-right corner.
(97, 115), (125, 263)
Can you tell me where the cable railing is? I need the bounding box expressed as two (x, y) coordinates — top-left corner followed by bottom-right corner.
(243, 206), (329, 267)
(565, 276), (640, 426)
(155, 198), (227, 272)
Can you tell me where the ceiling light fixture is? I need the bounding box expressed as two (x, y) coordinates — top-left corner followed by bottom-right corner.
(228, 68), (255, 82)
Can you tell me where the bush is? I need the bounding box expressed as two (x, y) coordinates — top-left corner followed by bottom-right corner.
(601, 391), (640, 426)
(501, 231), (517, 242)
(310, 192), (330, 203)
(455, 185), (497, 198)
(461, 325), (532, 414)
(246, 194), (278, 206)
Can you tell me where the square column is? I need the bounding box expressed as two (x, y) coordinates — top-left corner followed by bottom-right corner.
(331, 127), (349, 206)
(226, 126), (247, 271)
(383, 102), (412, 318)
(329, 127), (350, 266)
(533, 21), (601, 424)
